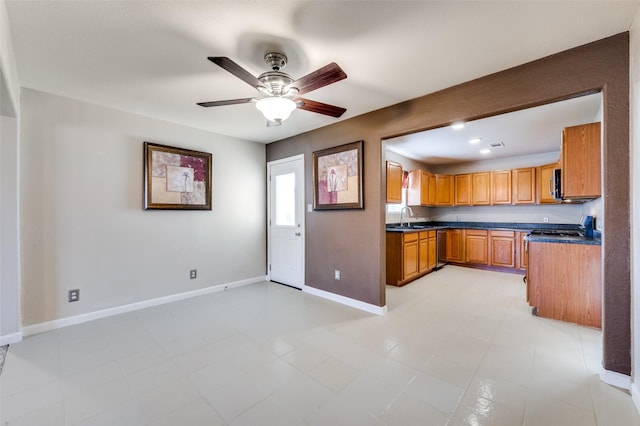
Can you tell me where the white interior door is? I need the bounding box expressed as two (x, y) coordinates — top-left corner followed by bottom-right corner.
(268, 155), (304, 289)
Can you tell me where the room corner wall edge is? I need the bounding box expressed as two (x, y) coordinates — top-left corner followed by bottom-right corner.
(303, 285), (387, 316)
(0, 331), (23, 346)
(600, 366), (632, 390)
(21, 275), (268, 337)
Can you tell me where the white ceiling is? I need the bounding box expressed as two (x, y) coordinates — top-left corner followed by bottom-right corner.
(385, 92), (602, 165)
(5, 1), (638, 144)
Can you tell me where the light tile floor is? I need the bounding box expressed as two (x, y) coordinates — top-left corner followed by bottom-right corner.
(2, 266), (639, 425)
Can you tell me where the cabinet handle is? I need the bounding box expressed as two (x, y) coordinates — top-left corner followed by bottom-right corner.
(548, 177), (553, 196)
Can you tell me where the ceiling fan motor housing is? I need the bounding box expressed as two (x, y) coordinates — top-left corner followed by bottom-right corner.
(264, 52), (287, 71)
(258, 71), (296, 97)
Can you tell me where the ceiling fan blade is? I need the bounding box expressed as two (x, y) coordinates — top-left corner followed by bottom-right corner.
(296, 98), (346, 118)
(208, 57), (263, 89)
(197, 98), (254, 107)
(290, 63), (347, 95)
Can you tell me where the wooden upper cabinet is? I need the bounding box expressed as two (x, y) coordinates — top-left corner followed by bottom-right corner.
(454, 174), (471, 206)
(491, 170), (512, 204)
(562, 122), (601, 199)
(512, 167), (536, 204)
(386, 161), (403, 204)
(537, 163), (560, 204)
(435, 174), (454, 206)
(407, 170), (433, 206)
(427, 172), (436, 206)
(471, 172), (491, 205)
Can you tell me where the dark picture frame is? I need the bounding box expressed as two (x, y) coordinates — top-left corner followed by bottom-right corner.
(143, 142), (212, 210)
(312, 140), (364, 210)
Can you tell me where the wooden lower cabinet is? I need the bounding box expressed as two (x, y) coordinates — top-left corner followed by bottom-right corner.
(516, 231), (528, 271)
(527, 241), (602, 328)
(428, 231), (437, 270)
(465, 230), (489, 265)
(386, 230), (436, 286)
(490, 230), (515, 268)
(446, 229), (464, 262)
(418, 231), (429, 273)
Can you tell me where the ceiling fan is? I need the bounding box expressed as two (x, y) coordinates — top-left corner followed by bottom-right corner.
(197, 52), (347, 126)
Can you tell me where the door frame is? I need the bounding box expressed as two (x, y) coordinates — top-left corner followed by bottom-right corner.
(266, 154), (305, 289)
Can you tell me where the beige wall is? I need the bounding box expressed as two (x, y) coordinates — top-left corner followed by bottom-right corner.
(1, 116), (20, 340)
(19, 89), (267, 326)
(0, 0), (21, 343)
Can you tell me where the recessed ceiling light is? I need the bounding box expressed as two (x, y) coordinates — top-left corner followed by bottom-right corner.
(469, 138), (482, 144)
(451, 122), (465, 130)
(480, 149), (491, 154)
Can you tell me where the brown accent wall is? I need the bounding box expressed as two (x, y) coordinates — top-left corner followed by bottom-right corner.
(266, 33), (630, 375)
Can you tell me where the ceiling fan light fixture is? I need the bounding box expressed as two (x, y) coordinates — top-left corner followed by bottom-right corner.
(256, 97), (297, 122)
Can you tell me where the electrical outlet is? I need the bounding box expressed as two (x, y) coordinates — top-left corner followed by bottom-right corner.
(190, 269), (197, 279)
(543, 216), (549, 223)
(334, 270), (341, 280)
(68, 289), (80, 302)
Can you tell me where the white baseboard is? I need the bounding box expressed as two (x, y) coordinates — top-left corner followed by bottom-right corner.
(632, 382), (640, 415)
(23, 276), (267, 337)
(0, 331), (23, 346)
(599, 366), (632, 390)
(303, 285), (387, 316)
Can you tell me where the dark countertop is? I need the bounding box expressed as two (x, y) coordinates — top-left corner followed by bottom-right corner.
(386, 221), (601, 246)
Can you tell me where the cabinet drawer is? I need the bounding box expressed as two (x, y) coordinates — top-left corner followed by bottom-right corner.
(491, 230), (515, 238)
(428, 230), (436, 238)
(403, 233), (419, 243)
(465, 229), (488, 236)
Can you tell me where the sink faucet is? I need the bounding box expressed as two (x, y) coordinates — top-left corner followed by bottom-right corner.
(399, 206), (414, 227)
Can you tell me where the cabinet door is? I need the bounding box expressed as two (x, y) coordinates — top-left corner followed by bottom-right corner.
(512, 167), (536, 204)
(406, 169), (420, 206)
(445, 229), (464, 262)
(454, 174), (471, 206)
(403, 236), (419, 280)
(537, 163), (560, 204)
(435, 174), (454, 206)
(407, 170), (432, 206)
(420, 171), (431, 206)
(428, 231), (437, 270)
(471, 172), (491, 205)
(418, 232), (429, 273)
(562, 122), (601, 199)
(385, 161), (403, 204)
(517, 231), (528, 271)
(465, 230), (489, 265)
(490, 230), (515, 268)
(428, 173), (436, 206)
(491, 170), (512, 204)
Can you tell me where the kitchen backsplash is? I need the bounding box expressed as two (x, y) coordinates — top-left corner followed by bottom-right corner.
(386, 203), (584, 225)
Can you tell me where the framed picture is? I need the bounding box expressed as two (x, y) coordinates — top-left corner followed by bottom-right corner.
(312, 140), (364, 210)
(143, 142), (212, 210)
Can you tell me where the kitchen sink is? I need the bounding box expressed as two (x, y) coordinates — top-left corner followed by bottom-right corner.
(386, 224), (430, 230)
